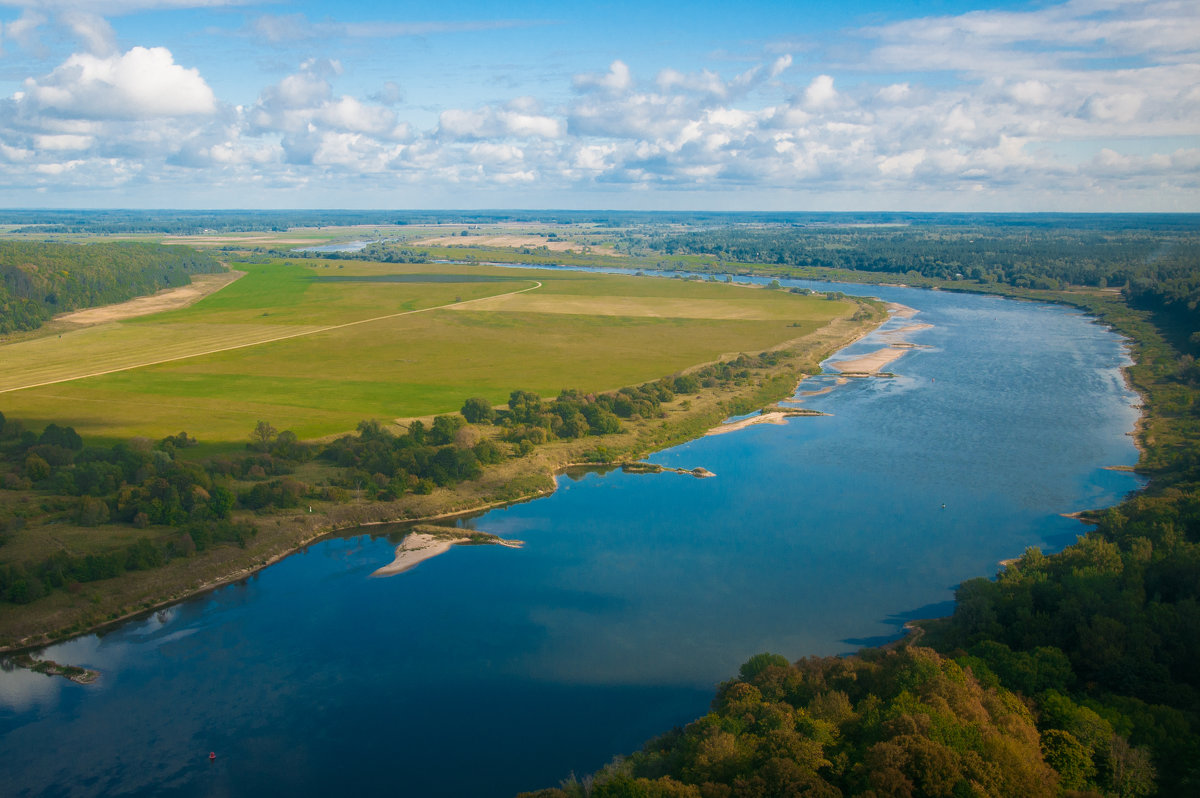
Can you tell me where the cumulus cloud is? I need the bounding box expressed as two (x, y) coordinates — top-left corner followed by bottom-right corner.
(573, 60), (633, 93)
(19, 46), (215, 118)
(438, 100), (563, 141)
(803, 75), (837, 108)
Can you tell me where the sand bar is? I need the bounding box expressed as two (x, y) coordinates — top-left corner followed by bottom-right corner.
(372, 529), (524, 577)
(886, 323), (933, 336)
(886, 302), (919, 318)
(706, 411), (790, 436)
(371, 533), (455, 576)
(55, 271), (245, 326)
(828, 347), (906, 373)
(827, 347), (908, 374)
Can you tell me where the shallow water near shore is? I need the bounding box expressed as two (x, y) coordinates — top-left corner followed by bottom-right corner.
(0, 280), (1143, 797)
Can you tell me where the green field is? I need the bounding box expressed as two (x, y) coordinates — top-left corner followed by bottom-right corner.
(1, 258), (851, 449)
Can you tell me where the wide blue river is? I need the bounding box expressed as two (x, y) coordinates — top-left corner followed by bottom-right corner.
(0, 279), (1142, 797)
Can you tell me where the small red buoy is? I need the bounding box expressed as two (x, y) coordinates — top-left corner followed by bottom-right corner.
(209, 752), (216, 761)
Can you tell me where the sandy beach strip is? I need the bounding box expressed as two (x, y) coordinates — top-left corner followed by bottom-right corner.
(886, 302), (919, 318)
(827, 347), (908, 374)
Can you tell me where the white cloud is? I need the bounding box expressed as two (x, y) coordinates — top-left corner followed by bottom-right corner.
(438, 101), (562, 141)
(1, 8), (46, 52)
(573, 60), (633, 93)
(20, 46), (215, 119)
(656, 68), (727, 97)
(769, 54), (792, 79)
(59, 9), (115, 55)
(34, 133), (93, 150)
(877, 83), (910, 103)
(804, 75), (837, 108)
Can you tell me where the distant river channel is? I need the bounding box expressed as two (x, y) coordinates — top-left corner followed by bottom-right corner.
(0, 276), (1143, 797)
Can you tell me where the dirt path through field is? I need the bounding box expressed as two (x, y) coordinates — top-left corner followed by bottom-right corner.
(1, 280), (543, 395)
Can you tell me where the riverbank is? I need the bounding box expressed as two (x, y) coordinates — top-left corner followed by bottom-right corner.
(0, 300), (887, 653)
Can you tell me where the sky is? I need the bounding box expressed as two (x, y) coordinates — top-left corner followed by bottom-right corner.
(0, 0), (1196, 211)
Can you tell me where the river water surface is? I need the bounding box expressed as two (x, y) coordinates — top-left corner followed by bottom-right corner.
(0, 280), (1142, 797)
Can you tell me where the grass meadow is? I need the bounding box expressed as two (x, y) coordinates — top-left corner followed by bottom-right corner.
(1, 258), (851, 450)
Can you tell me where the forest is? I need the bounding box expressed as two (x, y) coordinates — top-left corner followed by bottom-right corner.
(0, 241), (222, 332)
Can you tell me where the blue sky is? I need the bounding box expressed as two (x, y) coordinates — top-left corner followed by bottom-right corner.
(0, 0), (1196, 210)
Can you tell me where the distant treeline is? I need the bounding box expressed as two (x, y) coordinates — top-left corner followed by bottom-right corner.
(640, 225), (1200, 352)
(641, 225), (1196, 289)
(3, 209), (1197, 234)
(288, 242), (430, 263)
(0, 241), (222, 333)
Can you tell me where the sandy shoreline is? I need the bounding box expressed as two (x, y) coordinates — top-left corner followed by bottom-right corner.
(826, 302), (930, 374)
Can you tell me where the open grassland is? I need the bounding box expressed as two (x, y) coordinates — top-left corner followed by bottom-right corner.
(1, 258), (856, 450)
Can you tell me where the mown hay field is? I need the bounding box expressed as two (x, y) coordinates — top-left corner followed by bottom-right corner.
(1, 259), (851, 449)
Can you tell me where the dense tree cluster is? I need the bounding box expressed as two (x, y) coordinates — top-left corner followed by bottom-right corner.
(500, 388), (634, 451)
(290, 243), (429, 263)
(522, 647), (1068, 798)
(0, 241), (222, 332)
(319, 417), (493, 500)
(0, 417), (255, 605)
(931, 485), (1200, 792)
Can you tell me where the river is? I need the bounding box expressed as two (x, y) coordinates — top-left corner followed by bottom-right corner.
(0, 278), (1143, 797)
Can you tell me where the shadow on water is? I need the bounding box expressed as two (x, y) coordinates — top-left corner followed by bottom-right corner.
(841, 599), (959, 651)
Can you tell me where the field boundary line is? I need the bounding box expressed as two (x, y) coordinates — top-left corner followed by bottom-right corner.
(2, 280), (543, 395)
